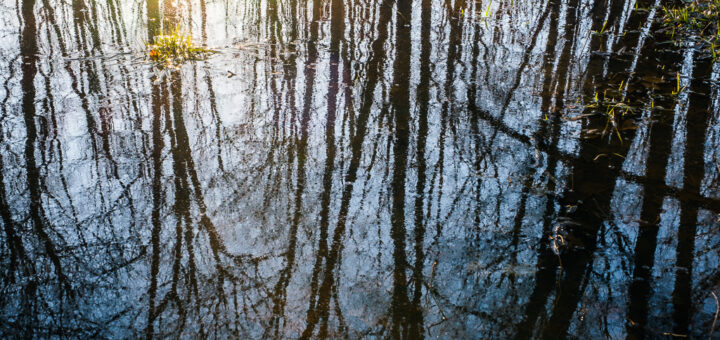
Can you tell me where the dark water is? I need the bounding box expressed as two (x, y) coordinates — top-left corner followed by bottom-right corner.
(1, 0), (719, 338)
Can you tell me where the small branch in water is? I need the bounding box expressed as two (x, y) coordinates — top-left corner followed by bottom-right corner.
(710, 291), (719, 340)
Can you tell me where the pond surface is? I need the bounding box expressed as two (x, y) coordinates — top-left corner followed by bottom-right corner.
(1, 0), (720, 338)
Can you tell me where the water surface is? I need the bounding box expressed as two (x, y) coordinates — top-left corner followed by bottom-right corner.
(1, 0), (720, 338)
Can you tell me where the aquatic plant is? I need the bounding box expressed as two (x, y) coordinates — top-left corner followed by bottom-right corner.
(672, 72), (686, 96)
(146, 27), (214, 64)
(584, 87), (634, 143)
(663, 3), (703, 30)
(663, 0), (720, 29)
(662, 0), (720, 60)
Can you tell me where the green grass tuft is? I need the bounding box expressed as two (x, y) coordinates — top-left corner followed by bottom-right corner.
(146, 27), (215, 65)
(662, 0), (720, 60)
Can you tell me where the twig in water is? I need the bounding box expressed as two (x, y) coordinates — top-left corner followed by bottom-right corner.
(710, 291), (719, 340)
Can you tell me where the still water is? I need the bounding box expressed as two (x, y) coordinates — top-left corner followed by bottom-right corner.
(1, 0), (719, 338)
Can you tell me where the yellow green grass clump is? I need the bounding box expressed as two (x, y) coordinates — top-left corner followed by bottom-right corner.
(662, 0), (720, 59)
(146, 27), (214, 64)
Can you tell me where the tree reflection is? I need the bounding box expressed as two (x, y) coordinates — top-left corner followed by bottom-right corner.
(0, 0), (719, 338)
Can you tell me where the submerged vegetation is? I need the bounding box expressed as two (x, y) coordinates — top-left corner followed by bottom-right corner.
(583, 86), (636, 143)
(146, 27), (214, 64)
(663, 0), (720, 59)
(574, 1), (720, 144)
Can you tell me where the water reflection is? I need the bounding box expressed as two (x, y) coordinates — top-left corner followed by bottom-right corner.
(1, 0), (719, 338)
